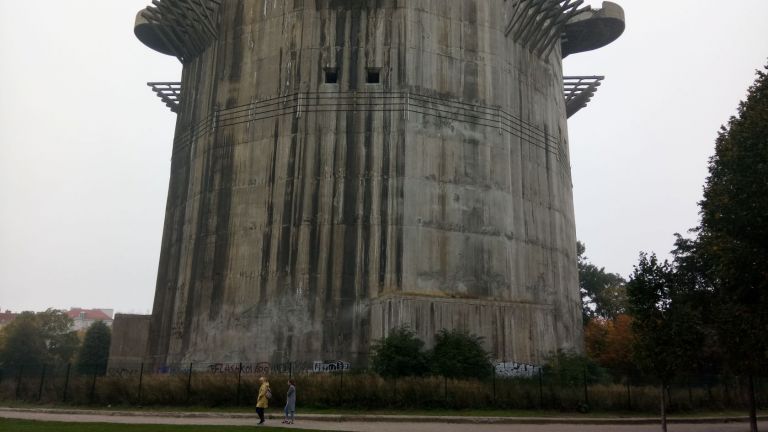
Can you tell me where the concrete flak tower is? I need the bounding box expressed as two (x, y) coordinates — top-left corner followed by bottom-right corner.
(135, 0), (625, 367)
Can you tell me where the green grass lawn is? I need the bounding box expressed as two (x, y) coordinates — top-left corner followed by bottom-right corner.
(0, 419), (329, 432)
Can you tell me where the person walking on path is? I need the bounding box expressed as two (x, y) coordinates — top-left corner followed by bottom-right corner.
(256, 376), (271, 425)
(282, 379), (296, 424)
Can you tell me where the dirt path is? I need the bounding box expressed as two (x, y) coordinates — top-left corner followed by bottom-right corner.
(0, 409), (765, 432)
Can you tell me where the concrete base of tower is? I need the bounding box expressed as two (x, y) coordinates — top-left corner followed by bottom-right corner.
(107, 314), (151, 369)
(369, 294), (576, 365)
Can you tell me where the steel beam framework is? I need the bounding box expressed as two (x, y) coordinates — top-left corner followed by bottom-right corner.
(148, 82), (182, 113)
(563, 76), (604, 118)
(505, 0), (589, 57)
(140, 0), (221, 63)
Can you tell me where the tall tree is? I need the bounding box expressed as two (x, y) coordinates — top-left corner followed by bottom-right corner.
(0, 309), (79, 367)
(77, 321), (112, 376)
(37, 309), (80, 364)
(697, 64), (768, 432)
(578, 242), (628, 322)
(584, 314), (638, 380)
(627, 253), (705, 432)
(0, 313), (47, 367)
(669, 234), (724, 376)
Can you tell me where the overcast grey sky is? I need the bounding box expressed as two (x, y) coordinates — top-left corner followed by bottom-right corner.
(1, 1), (766, 314)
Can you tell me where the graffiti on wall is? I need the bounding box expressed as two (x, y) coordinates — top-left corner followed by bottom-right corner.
(312, 361), (351, 373)
(207, 362), (272, 375)
(107, 367), (143, 377)
(201, 360), (351, 375)
(494, 362), (541, 378)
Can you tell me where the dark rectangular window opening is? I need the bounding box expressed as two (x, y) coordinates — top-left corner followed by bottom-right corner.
(366, 68), (381, 84)
(325, 68), (339, 84)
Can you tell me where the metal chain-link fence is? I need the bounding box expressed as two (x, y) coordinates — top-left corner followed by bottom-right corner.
(0, 361), (765, 413)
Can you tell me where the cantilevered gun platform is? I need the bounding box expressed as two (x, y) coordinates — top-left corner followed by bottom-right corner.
(504, 0), (590, 58)
(134, 0), (221, 62)
(562, 1), (626, 57)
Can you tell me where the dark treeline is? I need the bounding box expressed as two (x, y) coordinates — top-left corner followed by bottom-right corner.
(585, 63), (768, 432)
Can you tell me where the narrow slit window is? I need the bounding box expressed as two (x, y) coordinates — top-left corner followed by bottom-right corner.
(325, 68), (339, 84)
(366, 68), (381, 84)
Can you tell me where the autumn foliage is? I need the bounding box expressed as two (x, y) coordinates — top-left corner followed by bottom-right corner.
(584, 314), (637, 378)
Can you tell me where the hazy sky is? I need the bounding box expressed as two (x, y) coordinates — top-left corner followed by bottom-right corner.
(1, 1), (766, 314)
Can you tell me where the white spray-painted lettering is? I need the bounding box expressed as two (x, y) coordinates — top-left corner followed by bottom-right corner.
(312, 360), (351, 373)
(494, 362), (541, 378)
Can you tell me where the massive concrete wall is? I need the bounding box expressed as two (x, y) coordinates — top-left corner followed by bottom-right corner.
(108, 314), (151, 367)
(145, 0), (582, 367)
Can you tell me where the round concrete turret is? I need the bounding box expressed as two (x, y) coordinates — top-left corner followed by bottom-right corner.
(134, 9), (176, 57)
(562, 1), (626, 57)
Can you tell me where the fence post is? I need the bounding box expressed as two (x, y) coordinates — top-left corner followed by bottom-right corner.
(62, 364), (71, 403)
(37, 364), (47, 402)
(688, 376), (693, 406)
(444, 375), (448, 403)
(236, 363), (243, 406)
(393, 377), (397, 404)
(492, 366), (496, 404)
(538, 368), (544, 408)
(583, 366), (590, 406)
(339, 367), (345, 406)
(186, 363), (193, 404)
(137, 363), (144, 406)
(89, 370), (98, 404)
(626, 378), (632, 410)
(15, 365), (24, 400)
(666, 384), (672, 409)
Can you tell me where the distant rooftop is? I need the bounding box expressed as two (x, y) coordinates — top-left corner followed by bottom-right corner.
(67, 308), (114, 321)
(0, 310), (18, 324)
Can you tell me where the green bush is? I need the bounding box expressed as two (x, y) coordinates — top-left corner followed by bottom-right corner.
(370, 327), (429, 378)
(429, 329), (491, 380)
(543, 350), (608, 387)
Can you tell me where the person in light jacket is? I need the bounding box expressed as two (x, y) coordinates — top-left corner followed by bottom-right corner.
(282, 379), (296, 424)
(256, 376), (270, 425)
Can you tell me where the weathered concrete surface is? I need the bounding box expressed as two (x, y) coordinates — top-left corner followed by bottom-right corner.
(107, 314), (150, 368)
(136, 0), (622, 367)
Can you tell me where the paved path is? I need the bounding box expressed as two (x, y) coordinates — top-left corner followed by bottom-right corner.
(0, 409), (765, 432)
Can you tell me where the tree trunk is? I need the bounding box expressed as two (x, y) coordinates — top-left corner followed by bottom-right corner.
(660, 383), (668, 432)
(748, 374), (758, 432)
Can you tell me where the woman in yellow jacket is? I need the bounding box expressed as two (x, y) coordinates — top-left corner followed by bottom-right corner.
(256, 376), (271, 425)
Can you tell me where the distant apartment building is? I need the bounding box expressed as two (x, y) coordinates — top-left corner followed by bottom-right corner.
(67, 308), (114, 331)
(0, 310), (18, 329)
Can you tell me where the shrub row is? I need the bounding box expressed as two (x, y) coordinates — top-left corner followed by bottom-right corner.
(1, 369), (765, 413)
